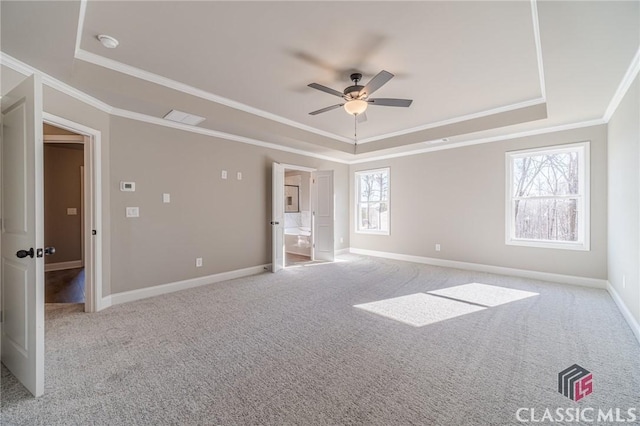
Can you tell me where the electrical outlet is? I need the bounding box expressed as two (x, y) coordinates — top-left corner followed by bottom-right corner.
(221, 170), (227, 180)
(237, 172), (243, 180)
(163, 193), (170, 203)
(435, 244), (441, 252)
(196, 258), (203, 267)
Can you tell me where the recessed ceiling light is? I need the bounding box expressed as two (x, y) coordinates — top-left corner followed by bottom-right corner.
(97, 34), (119, 49)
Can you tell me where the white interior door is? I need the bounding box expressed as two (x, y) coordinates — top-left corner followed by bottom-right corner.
(311, 170), (334, 262)
(271, 162), (285, 272)
(1, 74), (45, 397)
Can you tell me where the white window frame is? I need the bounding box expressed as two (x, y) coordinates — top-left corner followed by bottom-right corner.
(355, 167), (390, 235)
(505, 142), (590, 251)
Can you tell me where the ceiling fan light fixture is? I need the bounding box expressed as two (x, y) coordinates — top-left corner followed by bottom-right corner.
(344, 99), (368, 116)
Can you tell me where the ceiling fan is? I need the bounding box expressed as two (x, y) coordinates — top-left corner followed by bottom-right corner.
(308, 70), (412, 122)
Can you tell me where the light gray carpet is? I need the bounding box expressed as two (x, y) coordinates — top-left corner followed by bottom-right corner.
(2, 254), (639, 425)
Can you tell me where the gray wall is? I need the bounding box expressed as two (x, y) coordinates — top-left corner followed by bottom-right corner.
(109, 116), (349, 294)
(351, 125), (608, 279)
(43, 143), (84, 264)
(608, 74), (640, 324)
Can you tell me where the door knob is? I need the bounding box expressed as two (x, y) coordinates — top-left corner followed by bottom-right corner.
(44, 247), (56, 255)
(16, 248), (34, 259)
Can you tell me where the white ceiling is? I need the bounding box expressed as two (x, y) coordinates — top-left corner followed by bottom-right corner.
(1, 1), (639, 162)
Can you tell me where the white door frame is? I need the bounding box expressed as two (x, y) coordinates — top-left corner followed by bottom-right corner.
(42, 113), (103, 313)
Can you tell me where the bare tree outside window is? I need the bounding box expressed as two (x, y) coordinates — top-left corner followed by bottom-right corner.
(507, 143), (589, 250)
(356, 169), (389, 233)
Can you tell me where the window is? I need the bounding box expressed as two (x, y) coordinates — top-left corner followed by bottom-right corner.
(356, 168), (390, 234)
(506, 142), (589, 250)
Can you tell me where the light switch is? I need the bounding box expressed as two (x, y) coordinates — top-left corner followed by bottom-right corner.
(237, 172), (242, 180)
(221, 170), (227, 180)
(67, 208), (77, 215)
(163, 193), (170, 203)
(126, 207), (140, 218)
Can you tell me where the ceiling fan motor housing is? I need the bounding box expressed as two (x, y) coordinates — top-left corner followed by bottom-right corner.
(344, 85), (364, 99)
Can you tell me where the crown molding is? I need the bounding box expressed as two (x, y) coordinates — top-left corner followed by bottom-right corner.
(603, 46), (640, 123)
(349, 118), (605, 165)
(530, 0), (547, 99)
(355, 97), (546, 145)
(0, 52), (113, 114)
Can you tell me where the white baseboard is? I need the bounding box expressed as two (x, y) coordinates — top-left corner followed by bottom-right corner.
(109, 264), (269, 306)
(606, 281), (640, 345)
(349, 248), (607, 289)
(99, 295), (112, 311)
(45, 260), (83, 272)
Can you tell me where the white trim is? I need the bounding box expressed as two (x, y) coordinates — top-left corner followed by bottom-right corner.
(530, 0), (547, 99)
(356, 98), (546, 145)
(349, 248), (607, 289)
(505, 141), (590, 251)
(109, 264), (268, 306)
(110, 107), (350, 164)
(281, 163), (317, 173)
(44, 260), (83, 272)
(74, 0), (88, 56)
(348, 119), (605, 165)
(42, 112), (104, 313)
(1, 52), (113, 114)
(2, 52), (610, 166)
(74, 49), (353, 144)
(603, 46), (640, 122)
(606, 281), (640, 345)
(335, 248), (350, 256)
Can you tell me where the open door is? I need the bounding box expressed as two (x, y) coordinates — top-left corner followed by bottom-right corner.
(271, 162), (285, 272)
(311, 170), (334, 262)
(1, 75), (45, 396)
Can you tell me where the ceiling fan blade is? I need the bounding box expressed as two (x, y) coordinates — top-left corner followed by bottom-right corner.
(359, 70), (394, 97)
(357, 112), (368, 123)
(308, 83), (344, 98)
(367, 98), (413, 107)
(309, 104), (344, 115)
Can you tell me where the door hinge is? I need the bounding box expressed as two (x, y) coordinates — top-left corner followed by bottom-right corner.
(92, 229), (97, 235)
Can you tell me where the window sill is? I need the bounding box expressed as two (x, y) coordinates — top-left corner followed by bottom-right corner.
(356, 230), (390, 236)
(506, 238), (589, 251)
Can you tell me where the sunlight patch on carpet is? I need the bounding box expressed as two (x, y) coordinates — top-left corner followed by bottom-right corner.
(354, 293), (486, 327)
(427, 283), (538, 307)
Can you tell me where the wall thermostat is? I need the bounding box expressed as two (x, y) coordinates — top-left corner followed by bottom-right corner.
(120, 181), (136, 192)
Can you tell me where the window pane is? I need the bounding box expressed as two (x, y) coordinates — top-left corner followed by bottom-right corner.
(358, 171), (389, 202)
(513, 198), (579, 242)
(513, 151), (579, 197)
(358, 202), (389, 231)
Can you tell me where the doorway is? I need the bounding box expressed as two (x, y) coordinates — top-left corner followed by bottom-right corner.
(271, 162), (334, 272)
(43, 113), (103, 313)
(43, 124), (85, 304)
(284, 168), (312, 267)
